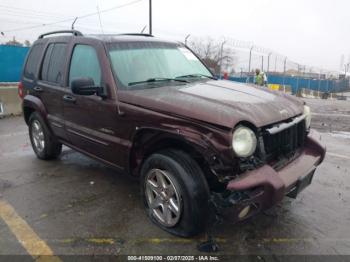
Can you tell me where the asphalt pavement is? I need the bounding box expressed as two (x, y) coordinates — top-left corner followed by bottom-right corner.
(0, 98), (349, 259)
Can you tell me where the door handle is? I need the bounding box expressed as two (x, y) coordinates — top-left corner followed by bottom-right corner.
(33, 86), (43, 92)
(63, 95), (76, 103)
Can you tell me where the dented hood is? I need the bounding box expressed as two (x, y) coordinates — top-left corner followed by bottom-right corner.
(119, 80), (304, 129)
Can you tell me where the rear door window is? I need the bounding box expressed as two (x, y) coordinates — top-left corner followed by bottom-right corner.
(24, 43), (44, 79)
(69, 45), (101, 87)
(41, 43), (67, 85)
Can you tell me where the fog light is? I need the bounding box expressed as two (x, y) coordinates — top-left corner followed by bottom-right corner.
(238, 205), (251, 219)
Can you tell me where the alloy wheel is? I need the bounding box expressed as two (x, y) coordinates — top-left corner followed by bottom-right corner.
(31, 120), (45, 153)
(145, 169), (182, 227)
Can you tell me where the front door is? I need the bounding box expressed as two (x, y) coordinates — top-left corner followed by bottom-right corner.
(63, 42), (125, 170)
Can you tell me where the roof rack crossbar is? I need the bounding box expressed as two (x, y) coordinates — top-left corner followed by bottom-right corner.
(38, 30), (83, 39)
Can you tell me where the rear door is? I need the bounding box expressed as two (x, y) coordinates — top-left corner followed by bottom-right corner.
(35, 42), (69, 140)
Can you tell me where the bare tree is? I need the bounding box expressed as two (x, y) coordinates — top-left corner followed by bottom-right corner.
(188, 37), (236, 75)
(5, 37), (23, 47)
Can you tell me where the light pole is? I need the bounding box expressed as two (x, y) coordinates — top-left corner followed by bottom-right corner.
(149, 0), (152, 35)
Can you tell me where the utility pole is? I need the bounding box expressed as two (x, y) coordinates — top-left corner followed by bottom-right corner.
(261, 56), (264, 71)
(149, 0), (152, 35)
(248, 46), (254, 74)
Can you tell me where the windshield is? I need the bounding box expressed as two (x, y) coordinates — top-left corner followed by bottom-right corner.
(108, 42), (213, 90)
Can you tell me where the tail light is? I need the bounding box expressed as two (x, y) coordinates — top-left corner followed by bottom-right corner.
(18, 81), (24, 99)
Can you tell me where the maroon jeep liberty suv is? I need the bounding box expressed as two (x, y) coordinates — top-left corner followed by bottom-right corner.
(19, 30), (326, 237)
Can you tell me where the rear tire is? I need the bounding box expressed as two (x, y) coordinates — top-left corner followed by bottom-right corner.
(29, 112), (62, 160)
(140, 149), (210, 237)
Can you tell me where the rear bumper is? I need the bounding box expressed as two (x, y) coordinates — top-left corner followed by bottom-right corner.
(226, 130), (326, 217)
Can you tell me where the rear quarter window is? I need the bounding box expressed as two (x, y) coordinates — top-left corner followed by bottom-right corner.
(23, 43), (44, 79)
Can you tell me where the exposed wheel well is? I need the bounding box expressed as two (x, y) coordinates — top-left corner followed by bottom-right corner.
(129, 130), (224, 191)
(23, 106), (35, 125)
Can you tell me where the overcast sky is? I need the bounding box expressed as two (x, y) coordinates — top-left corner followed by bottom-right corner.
(1, 0), (349, 71)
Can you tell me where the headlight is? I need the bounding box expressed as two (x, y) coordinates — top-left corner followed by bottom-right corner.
(304, 105), (311, 130)
(232, 126), (257, 157)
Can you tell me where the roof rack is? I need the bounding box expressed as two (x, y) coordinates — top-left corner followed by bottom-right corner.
(89, 33), (154, 37)
(119, 33), (154, 37)
(38, 30), (83, 39)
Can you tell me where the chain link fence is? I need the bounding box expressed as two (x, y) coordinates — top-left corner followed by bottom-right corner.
(188, 36), (349, 96)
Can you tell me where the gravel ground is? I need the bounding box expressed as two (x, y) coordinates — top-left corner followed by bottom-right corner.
(304, 97), (350, 133)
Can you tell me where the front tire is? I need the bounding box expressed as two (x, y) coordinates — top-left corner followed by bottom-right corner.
(140, 149), (210, 237)
(29, 112), (62, 160)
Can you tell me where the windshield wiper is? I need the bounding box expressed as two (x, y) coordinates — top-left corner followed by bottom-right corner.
(175, 74), (217, 80)
(128, 78), (189, 86)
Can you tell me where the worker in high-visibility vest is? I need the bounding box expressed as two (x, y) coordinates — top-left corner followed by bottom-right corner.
(254, 69), (264, 86)
(254, 69), (266, 86)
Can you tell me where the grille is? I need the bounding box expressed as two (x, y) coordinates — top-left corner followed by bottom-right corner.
(262, 119), (306, 163)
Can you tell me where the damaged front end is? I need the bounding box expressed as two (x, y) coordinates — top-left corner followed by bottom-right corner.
(208, 116), (326, 223)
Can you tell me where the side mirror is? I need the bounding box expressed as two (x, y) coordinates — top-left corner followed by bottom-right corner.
(71, 77), (102, 96)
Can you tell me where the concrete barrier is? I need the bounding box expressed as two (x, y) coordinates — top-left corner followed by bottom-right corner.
(278, 85), (292, 94)
(303, 88), (313, 98)
(0, 83), (22, 117)
(268, 84), (280, 91)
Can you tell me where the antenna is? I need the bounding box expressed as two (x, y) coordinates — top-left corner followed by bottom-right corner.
(96, 4), (104, 34)
(140, 25), (147, 33)
(149, 0), (152, 35)
(71, 17), (78, 30)
(185, 34), (191, 45)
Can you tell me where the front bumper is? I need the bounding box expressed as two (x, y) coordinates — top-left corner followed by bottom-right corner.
(225, 129), (326, 219)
